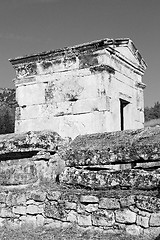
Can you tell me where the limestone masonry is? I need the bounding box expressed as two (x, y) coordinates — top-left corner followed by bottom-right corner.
(0, 127), (160, 238)
(9, 38), (147, 138)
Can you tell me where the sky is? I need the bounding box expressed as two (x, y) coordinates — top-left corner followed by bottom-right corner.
(0, 0), (159, 107)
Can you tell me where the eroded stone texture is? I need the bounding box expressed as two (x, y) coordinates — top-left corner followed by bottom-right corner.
(0, 131), (68, 186)
(60, 167), (160, 190)
(0, 130), (67, 155)
(0, 127), (160, 239)
(92, 210), (114, 226)
(10, 38), (147, 139)
(99, 198), (120, 209)
(44, 201), (66, 221)
(136, 195), (160, 212)
(64, 127), (160, 166)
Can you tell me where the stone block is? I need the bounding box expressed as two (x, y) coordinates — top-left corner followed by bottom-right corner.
(13, 206), (26, 215)
(0, 208), (15, 218)
(99, 198), (120, 209)
(36, 214), (44, 227)
(72, 96), (110, 115)
(65, 201), (77, 210)
(115, 209), (136, 223)
(67, 210), (77, 222)
(150, 213), (160, 226)
(0, 161), (38, 186)
(20, 105), (43, 120)
(136, 215), (149, 228)
(61, 166), (160, 190)
(80, 195), (99, 203)
(126, 225), (143, 236)
(43, 101), (73, 117)
(77, 214), (92, 226)
(92, 210), (114, 226)
(26, 204), (43, 215)
(16, 83), (46, 106)
(0, 130), (64, 154)
(120, 196), (135, 207)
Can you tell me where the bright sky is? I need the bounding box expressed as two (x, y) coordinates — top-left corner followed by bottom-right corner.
(0, 0), (159, 107)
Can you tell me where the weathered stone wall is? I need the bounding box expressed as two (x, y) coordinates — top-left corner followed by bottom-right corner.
(0, 127), (160, 238)
(1, 186), (160, 237)
(10, 38), (146, 138)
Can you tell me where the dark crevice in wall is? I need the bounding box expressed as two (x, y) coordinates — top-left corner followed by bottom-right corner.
(63, 183), (94, 191)
(90, 64), (115, 74)
(68, 98), (78, 102)
(72, 163), (160, 171)
(0, 151), (39, 161)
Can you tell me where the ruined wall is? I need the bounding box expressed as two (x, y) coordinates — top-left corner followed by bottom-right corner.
(10, 39), (146, 138)
(0, 127), (160, 238)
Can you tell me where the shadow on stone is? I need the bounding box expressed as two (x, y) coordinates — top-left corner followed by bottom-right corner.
(155, 235), (160, 240)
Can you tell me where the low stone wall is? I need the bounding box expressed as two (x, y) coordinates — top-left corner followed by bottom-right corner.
(0, 186), (160, 237)
(0, 127), (160, 238)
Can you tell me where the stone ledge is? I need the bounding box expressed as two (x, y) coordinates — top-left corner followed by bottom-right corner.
(60, 167), (160, 190)
(0, 130), (68, 158)
(64, 126), (160, 166)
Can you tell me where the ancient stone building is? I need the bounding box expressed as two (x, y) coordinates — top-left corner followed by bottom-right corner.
(9, 38), (147, 139)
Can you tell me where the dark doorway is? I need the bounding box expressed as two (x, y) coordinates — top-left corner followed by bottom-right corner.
(120, 99), (129, 131)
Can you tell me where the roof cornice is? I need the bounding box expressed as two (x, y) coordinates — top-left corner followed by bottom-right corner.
(9, 38), (147, 71)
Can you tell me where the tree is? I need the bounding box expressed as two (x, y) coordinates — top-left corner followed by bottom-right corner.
(144, 101), (160, 122)
(0, 104), (15, 134)
(0, 88), (16, 134)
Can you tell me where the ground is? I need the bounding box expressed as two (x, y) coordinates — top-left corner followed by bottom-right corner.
(0, 226), (157, 240)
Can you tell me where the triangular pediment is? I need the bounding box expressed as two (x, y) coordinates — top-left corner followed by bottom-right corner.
(116, 46), (139, 65)
(113, 39), (147, 72)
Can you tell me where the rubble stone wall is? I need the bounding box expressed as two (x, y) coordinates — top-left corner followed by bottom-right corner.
(1, 186), (160, 237)
(0, 127), (160, 238)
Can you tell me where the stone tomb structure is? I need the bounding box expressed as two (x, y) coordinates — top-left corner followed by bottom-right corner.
(9, 38), (147, 139)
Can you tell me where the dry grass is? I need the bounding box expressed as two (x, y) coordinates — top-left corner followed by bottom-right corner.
(0, 225), (156, 240)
